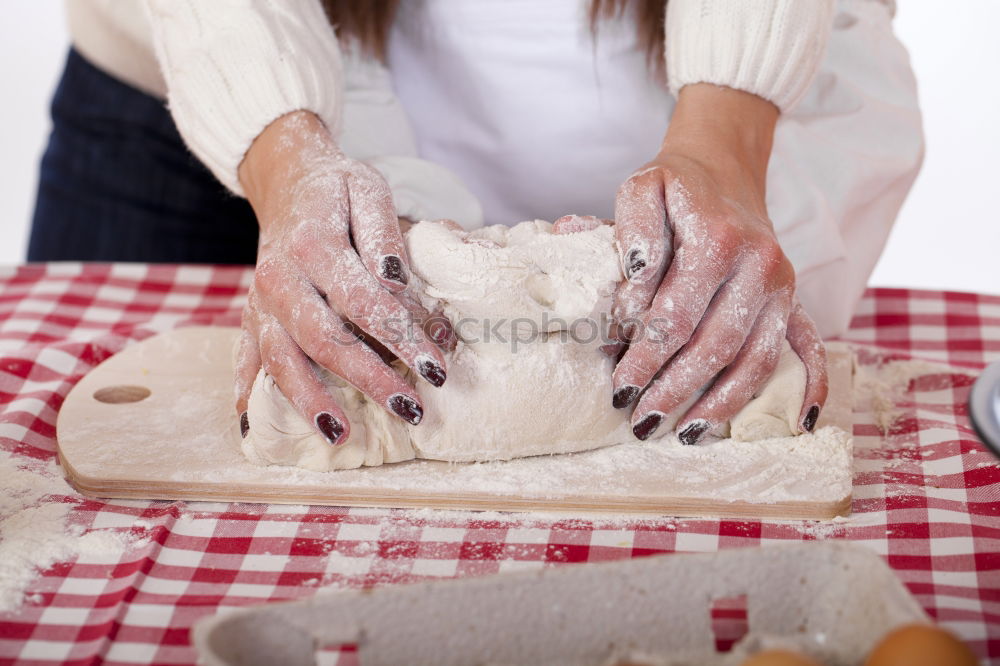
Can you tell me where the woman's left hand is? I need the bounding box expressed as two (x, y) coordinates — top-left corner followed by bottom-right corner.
(610, 84), (828, 444)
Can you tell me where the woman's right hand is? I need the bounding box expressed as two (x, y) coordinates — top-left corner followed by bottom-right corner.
(234, 111), (450, 445)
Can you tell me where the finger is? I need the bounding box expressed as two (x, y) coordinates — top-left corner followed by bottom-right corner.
(786, 299), (828, 432)
(347, 162), (410, 293)
(316, 320), (427, 426)
(314, 319), (426, 425)
(234, 325), (262, 439)
(614, 167), (671, 283)
(552, 215), (609, 234)
(610, 258), (669, 341)
(673, 295), (788, 442)
(629, 276), (766, 441)
(433, 218), (466, 233)
(610, 223), (672, 341)
(257, 317), (351, 445)
(424, 309), (457, 352)
(348, 285), (449, 388)
(611, 168), (674, 344)
(600, 340), (626, 357)
(286, 228), (449, 388)
(397, 289), (457, 352)
(259, 272), (429, 424)
(342, 320), (396, 365)
(612, 238), (731, 408)
(319, 251), (449, 388)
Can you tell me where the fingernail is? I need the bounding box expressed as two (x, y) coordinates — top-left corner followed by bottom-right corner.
(632, 412), (664, 441)
(678, 420), (710, 446)
(315, 412), (345, 445)
(240, 412), (249, 439)
(389, 393), (423, 425)
(802, 404), (820, 433)
(612, 385), (640, 409)
(429, 322), (451, 345)
(624, 248), (647, 280)
(600, 342), (625, 358)
(417, 356), (446, 387)
(380, 255), (408, 285)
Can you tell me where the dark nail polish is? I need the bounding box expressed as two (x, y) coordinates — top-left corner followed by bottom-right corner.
(803, 405), (820, 433)
(316, 412), (345, 445)
(417, 358), (447, 387)
(429, 323), (450, 345)
(380, 255), (408, 285)
(613, 385), (640, 409)
(240, 412), (249, 439)
(624, 248), (647, 280)
(389, 394), (423, 425)
(632, 412), (664, 441)
(678, 421), (710, 446)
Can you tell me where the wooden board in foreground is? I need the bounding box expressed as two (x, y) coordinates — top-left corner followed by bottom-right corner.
(57, 327), (854, 520)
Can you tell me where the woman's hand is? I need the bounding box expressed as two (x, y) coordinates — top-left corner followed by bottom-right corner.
(234, 111), (450, 445)
(611, 84), (828, 444)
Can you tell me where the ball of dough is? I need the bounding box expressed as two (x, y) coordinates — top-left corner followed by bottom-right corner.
(243, 369), (413, 472)
(241, 220), (809, 471)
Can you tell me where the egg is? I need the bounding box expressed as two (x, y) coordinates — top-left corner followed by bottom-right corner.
(740, 650), (823, 666)
(864, 623), (978, 666)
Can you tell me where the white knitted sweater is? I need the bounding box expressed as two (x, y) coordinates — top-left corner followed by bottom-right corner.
(66, 0), (834, 197)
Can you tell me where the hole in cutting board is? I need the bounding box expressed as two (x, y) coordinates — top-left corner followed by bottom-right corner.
(93, 385), (151, 404)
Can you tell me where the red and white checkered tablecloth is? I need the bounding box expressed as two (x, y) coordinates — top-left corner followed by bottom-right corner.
(1, 263), (998, 665)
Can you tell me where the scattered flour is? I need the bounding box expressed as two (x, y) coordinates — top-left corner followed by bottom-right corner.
(793, 514), (852, 540)
(852, 352), (976, 434)
(849, 352), (984, 498)
(0, 448), (143, 614)
(171, 423), (854, 511)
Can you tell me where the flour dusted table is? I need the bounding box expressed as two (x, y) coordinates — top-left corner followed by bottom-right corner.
(0, 264), (998, 663)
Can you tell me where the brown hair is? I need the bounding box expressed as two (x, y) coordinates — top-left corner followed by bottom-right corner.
(589, 0), (667, 69)
(321, 0), (666, 66)
(320, 0), (400, 61)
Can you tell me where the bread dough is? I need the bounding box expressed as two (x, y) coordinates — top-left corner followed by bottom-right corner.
(242, 220), (808, 471)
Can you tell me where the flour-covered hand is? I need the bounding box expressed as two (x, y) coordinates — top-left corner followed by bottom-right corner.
(611, 84), (828, 444)
(234, 112), (449, 445)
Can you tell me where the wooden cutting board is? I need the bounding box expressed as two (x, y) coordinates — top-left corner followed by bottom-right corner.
(57, 327), (854, 520)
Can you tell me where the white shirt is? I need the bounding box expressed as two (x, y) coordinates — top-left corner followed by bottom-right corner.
(388, 0), (674, 225)
(64, 0), (922, 337)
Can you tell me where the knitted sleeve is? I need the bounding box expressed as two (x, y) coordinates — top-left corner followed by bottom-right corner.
(145, 0), (343, 195)
(665, 0), (835, 111)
